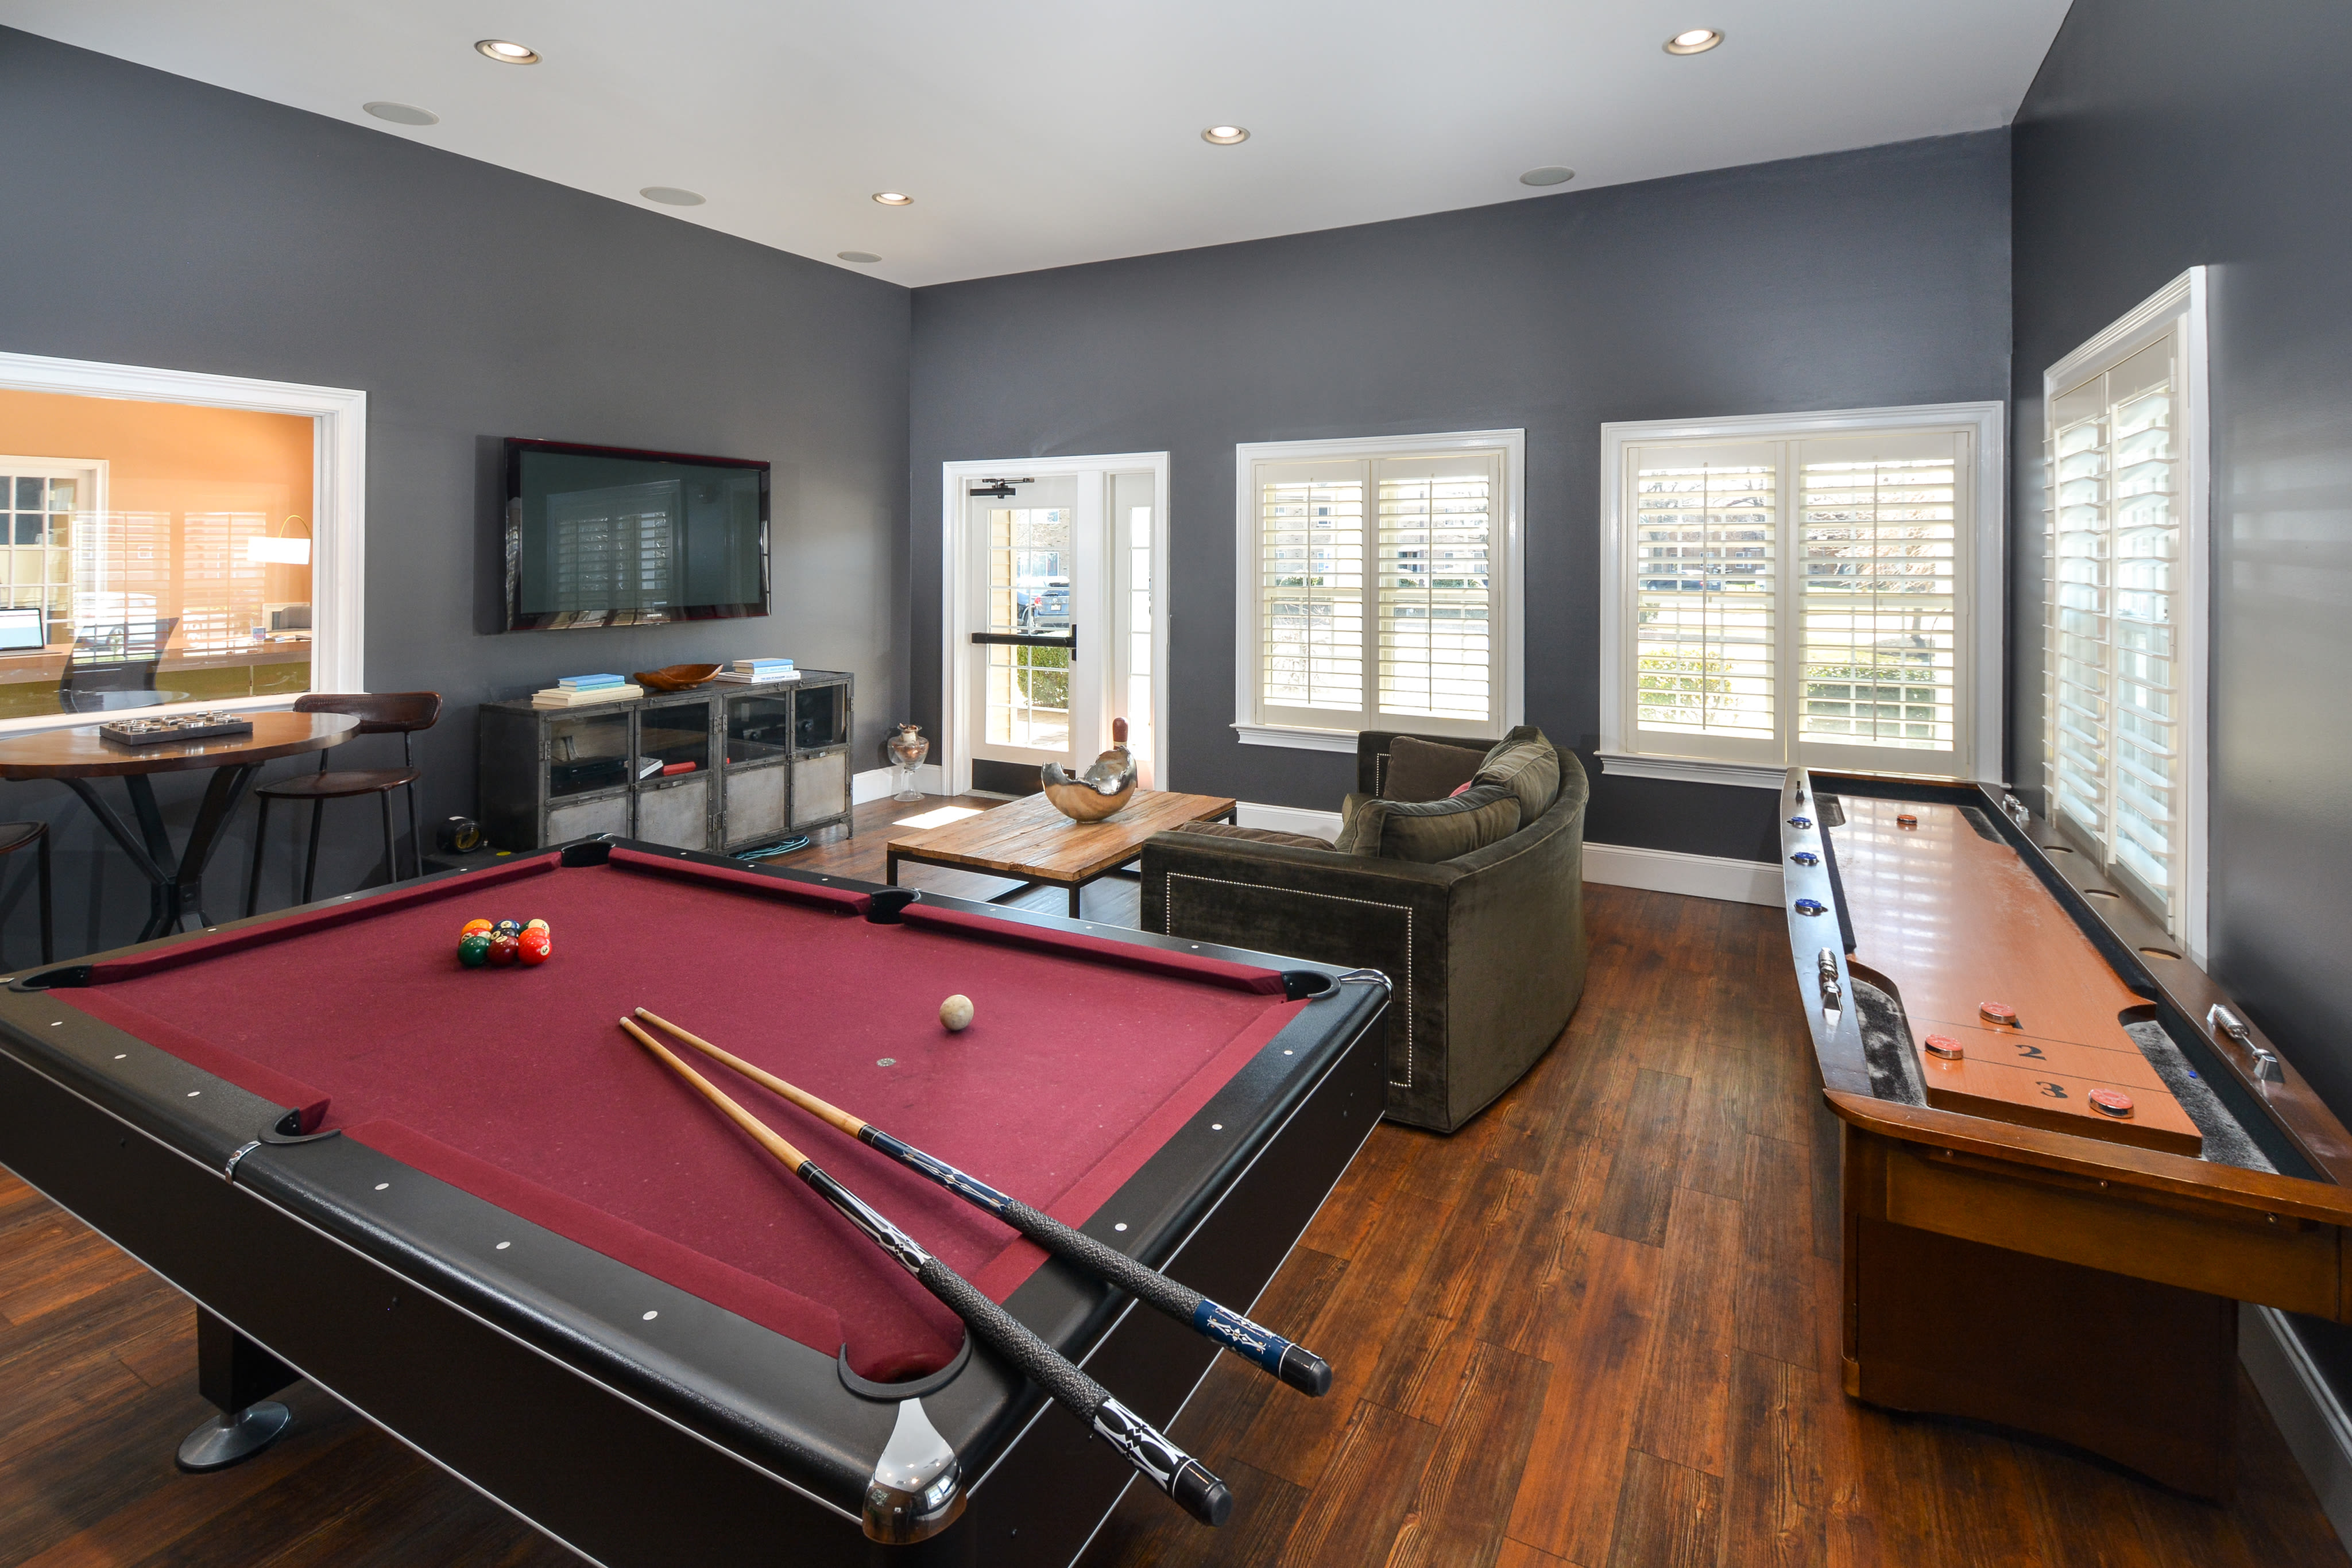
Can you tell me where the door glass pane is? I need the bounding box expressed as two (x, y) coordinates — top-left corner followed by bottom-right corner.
(1113, 471), (1155, 776)
(640, 699), (711, 777)
(546, 710), (631, 797)
(726, 694), (793, 764)
(984, 504), (1071, 752)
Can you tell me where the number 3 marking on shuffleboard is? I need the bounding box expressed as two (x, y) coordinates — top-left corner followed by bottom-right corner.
(2037, 1081), (2068, 1099)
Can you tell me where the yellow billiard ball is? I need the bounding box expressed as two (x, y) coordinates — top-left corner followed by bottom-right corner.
(939, 994), (974, 1033)
(461, 919), (494, 938)
(525, 918), (550, 933)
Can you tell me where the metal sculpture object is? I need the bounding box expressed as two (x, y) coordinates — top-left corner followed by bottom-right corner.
(1042, 718), (1138, 822)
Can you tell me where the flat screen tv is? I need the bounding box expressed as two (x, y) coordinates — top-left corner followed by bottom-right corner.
(503, 438), (769, 632)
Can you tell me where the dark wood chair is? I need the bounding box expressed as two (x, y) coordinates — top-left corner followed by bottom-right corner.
(245, 693), (442, 916)
(0, 821), (52, 965)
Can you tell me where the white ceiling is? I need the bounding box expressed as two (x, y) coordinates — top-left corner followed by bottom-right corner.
(1, 0), (2071, 288)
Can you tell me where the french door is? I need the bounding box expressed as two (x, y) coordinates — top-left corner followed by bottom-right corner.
(947, 458), (1166, 796)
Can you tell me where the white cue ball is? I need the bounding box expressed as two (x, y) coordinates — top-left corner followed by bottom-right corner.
(939, 994), (975, 1033)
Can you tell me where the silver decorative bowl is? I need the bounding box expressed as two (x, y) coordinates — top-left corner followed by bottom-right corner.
(1041, 749), (1138, 822)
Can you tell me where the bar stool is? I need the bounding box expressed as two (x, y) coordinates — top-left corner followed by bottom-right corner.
(245, 693), (442, 916)
(0, 821), (53, 965)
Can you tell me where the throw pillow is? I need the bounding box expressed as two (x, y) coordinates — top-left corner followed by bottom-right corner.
(1337, 785), (1522, 864)
(1169, 819), (1334, 851)
(1475, 725), (1561, 824)
(1380, 735), (1490, 802)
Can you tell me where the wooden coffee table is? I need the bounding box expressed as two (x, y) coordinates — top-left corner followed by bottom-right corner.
(885, 788), (1238, 918)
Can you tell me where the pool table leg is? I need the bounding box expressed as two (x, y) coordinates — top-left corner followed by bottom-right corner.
(175, 1307), (299, 1473)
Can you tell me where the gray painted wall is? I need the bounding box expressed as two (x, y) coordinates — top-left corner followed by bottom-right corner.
(2010, 1), (2352, 1390)
(0, 28), (910, 958)
(909, 131), (2013, 860)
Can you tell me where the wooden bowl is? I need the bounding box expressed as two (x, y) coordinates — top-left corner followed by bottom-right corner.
(632, 663), (723, 692)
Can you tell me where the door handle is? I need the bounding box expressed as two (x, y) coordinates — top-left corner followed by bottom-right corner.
(972, 626), (1077, 652)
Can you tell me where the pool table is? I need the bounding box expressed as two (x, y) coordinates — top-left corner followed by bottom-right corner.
(0, 837), (1387, 1566)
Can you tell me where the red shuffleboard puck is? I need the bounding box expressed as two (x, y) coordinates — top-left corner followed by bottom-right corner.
(2088, 1088), (2135, 1118)
(1979, 1001), (2020, 1026)
(1895, 812), (1918, 828)
(1922, 1033), (1964, 1060)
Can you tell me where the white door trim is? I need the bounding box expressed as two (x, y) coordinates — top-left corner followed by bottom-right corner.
(0, 349), (366, 733)
(938, 453), (1170, 795)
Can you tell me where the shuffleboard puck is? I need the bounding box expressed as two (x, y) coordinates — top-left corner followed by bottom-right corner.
(1895, 812), (1918, 828)
(1979, 1001), (2020, 1027)
(2088, 1088), (2134, 1118)
(1922, 1033), (1964, 1060)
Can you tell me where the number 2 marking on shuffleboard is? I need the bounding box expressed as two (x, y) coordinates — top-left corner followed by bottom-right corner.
(2013, 1042), (2047, 1060)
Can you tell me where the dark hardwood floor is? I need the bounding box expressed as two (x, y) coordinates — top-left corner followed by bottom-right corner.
(0, 795), (2343, 1566)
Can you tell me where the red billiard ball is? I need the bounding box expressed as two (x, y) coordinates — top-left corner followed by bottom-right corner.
(517, 929), (552, 966)
(487, 932), (521, 967)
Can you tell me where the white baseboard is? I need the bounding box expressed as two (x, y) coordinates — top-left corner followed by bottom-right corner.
(852, 762), (945, 805)
(1583, 841), (1780, 906)
(2244, 1306), (2352, 1550)
(1236, 802), (1341, 840)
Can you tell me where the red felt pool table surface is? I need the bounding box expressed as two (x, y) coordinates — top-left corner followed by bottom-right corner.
(60, 849), (1305, 1379)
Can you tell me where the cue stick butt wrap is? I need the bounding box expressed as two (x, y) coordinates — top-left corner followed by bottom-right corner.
(911, 1258), (1229, 1525)
(874, 1132), (1334, 1398)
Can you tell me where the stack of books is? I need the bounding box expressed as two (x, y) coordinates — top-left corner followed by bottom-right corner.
(711, 659), (799, 685)
(531, 673), (644, 708)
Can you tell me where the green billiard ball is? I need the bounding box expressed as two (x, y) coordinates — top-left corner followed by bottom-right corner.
(458, 933), (493, 967)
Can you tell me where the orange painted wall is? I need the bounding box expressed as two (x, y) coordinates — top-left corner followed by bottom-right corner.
(0, 388), (314, 613)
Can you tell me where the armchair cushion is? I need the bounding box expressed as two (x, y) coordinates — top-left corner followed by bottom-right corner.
(1380, 736), (1490, 802)
(1336, 784), (1521, 862)
(1475, 725), (1561, 822)
(1169, 819), (1332, 851)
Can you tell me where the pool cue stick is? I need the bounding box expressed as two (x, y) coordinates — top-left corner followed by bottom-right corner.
(615, 1017), (1232, 1528)
(635, 1006), (1334, 1397)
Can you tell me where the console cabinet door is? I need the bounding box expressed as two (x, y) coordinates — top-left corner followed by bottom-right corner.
(635, 775), (713, 850)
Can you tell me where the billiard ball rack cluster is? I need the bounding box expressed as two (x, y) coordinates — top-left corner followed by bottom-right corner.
(455, 916), (552, 968)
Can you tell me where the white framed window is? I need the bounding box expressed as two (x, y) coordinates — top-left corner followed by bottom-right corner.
(0, 350), (364, 734)
(1599, 402), (2005, 789)
(1234, 429), (1524, 752)
(2041, 269), (2209, 958)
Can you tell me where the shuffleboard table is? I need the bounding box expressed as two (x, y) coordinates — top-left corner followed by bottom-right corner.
(1784, 767), (2352, 1497)
(0, 837), (1388, 1565)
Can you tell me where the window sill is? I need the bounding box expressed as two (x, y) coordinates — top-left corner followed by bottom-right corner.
(0, 692), (301, 739)
(1597, 752), (1788, 789)
(1233, 722), (1359, 754)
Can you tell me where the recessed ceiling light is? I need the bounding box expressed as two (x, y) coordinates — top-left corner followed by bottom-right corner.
(1201, 125), (1250, 145)
(1664, 28), (1723, 55)
(363, 101), (439, 126)
(1520, 165), (1576, 187)
(838, 251), (883, 264)
(641, 187), (705, 206)
(872, 192), (913, 206)
(475, 38), (540, 64)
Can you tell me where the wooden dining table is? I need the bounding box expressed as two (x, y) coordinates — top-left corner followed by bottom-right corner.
(0, 710), (359, 942)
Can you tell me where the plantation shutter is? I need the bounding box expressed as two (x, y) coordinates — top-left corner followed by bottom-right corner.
(1254, 448), (1507, 739)
(1629, 444), (1781, 758)
(1256, 459), (1369, 728)
(1375, 454), (1500, 727)
(2044, 331), (2184, 928)
(1793, 430), (1967, 763)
